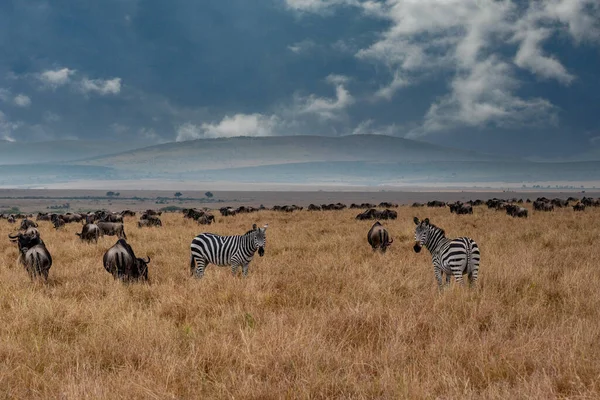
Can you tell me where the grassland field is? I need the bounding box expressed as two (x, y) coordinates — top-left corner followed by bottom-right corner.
(1, 204), (599, 399)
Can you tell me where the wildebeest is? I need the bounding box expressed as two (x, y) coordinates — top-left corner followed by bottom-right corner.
(76, 223), (100, 243)
(573, 203), (586, 211)
(121, 210), (136, 217)
(197, 214), (214, 225)
(533, 200), (554, 212)
(411, 202), (425, 207)
(505, 204), (528, 218)
(308, 204), (322, 211)
(367, 221), (393, 252)
(97, 221), (127, 239)
(220, 207), (237, 216)
(7, 215), (15, 224)
(449, 202), (473, 215)
(427, 200), (446, 208)
(52, 217), (65, 229)
(378, 202), (398, 208)
(102, 239), (150, 281)
(355, 208), (397, 220)
(8, 230), (52, 280)
(138, 216), (162, 228)
(19, 219), (38, 230)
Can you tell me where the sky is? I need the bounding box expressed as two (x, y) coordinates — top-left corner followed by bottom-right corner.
(0, 0), (599, 158)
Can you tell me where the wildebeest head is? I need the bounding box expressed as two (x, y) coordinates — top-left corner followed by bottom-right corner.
(9, 230), (42, 254)
(135, 256), (151, 281)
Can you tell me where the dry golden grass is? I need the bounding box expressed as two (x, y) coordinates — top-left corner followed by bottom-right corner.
(1, 206), (600, 399)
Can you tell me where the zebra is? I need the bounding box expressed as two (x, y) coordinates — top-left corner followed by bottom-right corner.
(190, 224), (268, 278)
(413, 217), (480, 287)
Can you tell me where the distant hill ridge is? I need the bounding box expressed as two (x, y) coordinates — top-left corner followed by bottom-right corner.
(71, 134), (514, 173)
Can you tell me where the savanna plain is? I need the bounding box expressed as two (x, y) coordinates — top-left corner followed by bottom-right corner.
(1, 205), (599, 399)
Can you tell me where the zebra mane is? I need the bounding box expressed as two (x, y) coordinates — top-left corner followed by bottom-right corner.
(427, 222), (446, 237)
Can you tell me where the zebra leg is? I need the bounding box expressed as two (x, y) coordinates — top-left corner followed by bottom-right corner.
(434, 266), (444, 287)
(192, 256), (206, 278)
(452, 267), (465, 285)
(242, 264), (249, 277)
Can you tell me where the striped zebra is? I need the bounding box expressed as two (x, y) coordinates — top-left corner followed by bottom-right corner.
(413, 217), (480, 287)
(190, 224), (268, 278)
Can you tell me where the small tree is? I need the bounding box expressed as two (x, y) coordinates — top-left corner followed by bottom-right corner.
(106, 191), (115, 197)
(205, 191), (214, 198)
(174, 192), (183, 198)
(114, 192), (120, 197)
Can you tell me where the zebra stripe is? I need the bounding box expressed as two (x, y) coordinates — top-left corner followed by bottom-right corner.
(413, 217), (480, 287)
(190, 225), (267, 278)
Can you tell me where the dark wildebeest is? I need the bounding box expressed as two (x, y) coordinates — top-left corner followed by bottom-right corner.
(367, 221), (393, 252)
(19, 219), (38, 230)
(7, 215), (15, 224)
(427, 200), (446, 208)
(197, 214), (214, 225)
(76, 223), (100, 243)
(449, 202), (473, 215)
(102, 213), (124, 223)
(97, 221), (127, 239)
(102, 239), (150, 281)
(60, 213), (82, 224)
(8, 230), (52, 280)
(505, 204), (528, 218)
(411, 202), (425, 207)
(220, 207), (237, 216)
(378, 202), (398, 208)
(121, 210), (137, 217)
(52, 216), (66, 229)
(308, 204), (322, 211)
(138, 216), (162, 228)
(573, 203), (586, 212)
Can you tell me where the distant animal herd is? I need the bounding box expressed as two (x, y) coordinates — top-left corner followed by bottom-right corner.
(2, 195), (598, 287)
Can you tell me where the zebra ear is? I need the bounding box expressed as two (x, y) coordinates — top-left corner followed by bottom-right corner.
(424, 218), (430, 225)
(413, 217), (420, 225)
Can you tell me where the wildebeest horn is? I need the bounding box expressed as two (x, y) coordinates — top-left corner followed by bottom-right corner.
(8, 232), (19, 239)
(388, 238), (393, 244)
(144, 256), (151, 263)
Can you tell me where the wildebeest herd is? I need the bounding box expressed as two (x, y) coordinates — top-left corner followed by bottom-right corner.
(2, 195), (598, 287)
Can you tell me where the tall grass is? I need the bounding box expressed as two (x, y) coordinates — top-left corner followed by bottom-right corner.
(1, 206), (599, 399)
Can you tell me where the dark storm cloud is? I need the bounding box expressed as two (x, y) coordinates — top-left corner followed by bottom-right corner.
(0, 0), (599, 158)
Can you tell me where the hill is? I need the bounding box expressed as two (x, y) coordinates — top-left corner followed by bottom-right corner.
(0, 140), (143, 165)
(71, 135), (509, 173)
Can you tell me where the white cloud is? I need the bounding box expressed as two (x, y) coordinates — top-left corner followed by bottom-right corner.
(285, 0), (358, 13)
(43, 112), (61, 123)
(0, 88), (10, 102)
(296, 74), (354, 119)
(0, 111), (20, 142)
(295, 0), (599, 134)
(39, 68), (75, 88)
(288, 39), (316, 54)
(374, 71), (409, 101)
(412, 57), (556, 136)
(80, 77), (122, 95)
(13, 94), (31, 107)
(352, 119), (403, 136)
(176, 114), (280, 141)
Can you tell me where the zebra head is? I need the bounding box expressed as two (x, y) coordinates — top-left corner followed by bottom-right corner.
(413, 217), (431, 253)
(254, 224), (268, 257)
